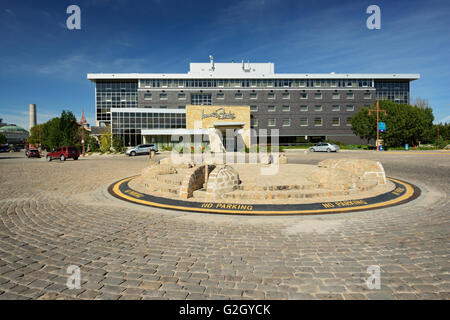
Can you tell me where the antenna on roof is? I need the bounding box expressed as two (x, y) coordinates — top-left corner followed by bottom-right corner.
(209, 55), (215, 71)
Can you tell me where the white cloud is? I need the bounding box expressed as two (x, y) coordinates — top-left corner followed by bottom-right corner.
(438, 115), (450, 124)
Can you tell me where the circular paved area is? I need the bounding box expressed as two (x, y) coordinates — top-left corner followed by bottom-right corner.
(0, 151), (449, 300)
(111, 176), (419, 215)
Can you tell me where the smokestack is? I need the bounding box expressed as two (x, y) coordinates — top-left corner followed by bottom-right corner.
(29, 104), (37, 130)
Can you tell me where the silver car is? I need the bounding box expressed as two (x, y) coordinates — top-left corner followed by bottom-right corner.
(125, 144), (158, 156)
(309, 142), (340, 153)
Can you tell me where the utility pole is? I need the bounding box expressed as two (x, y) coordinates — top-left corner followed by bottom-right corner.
(368, 101), (387, 151)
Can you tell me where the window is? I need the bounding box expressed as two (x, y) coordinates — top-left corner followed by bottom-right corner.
(159, 106), (167, 109)
(178, 93), (186, 100)
(314, 92), (322, 99)
(300, 117), (308, 126)
(216, 93), (224, 99)
(332, 117), (340, 126)
(314, 105), (322, 112)
(346, 105), (355, 111)
(268, 105), (276, 112)
(144, 93), (152, 100)
(299, 105), (308, 112)
(250, 105), (258, 112)
(282, 105), (290, 112)
(314, 80), (321, 87)
(268, 119), (276, 127)
(299, 80), (306, 87)
(235, 92), (243, 99)
(191, 94), (212, 105)
(282, 119), (291, 126)
(346, 92), (354, 99)
(178, 106), (186, 109)
(250, 93), (257, 99)
(332, 92), (340, 99)
(364, 92), (372, 99)
(251, 118), (258, 127)
(300, 93), (308, 99)
(314, 117), (323, 126)
(332, 105), (340, 111)
(346, 117), (352, 126)
(282, 92), (290, 99)
(268, 92), (275, 99)
(346, 81), (353, 87)
(160, 93), (168, 100)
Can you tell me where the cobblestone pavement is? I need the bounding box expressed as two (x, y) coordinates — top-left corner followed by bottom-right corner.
(0, 151), (449, 300)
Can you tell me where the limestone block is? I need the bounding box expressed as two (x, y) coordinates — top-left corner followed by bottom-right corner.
(279, 154), (288, 164)
(308, 168), (359, 190)
(179, 164), (216, 199)
(259, 154), (273, 165)
(317, 158), (387, 185)
(206, 165), (240, 199)
(142, 164), (177, 178)
(159, 157), (194, 169)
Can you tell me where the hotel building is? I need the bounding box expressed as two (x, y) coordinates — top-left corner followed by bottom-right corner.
(87, 58), (419, 147)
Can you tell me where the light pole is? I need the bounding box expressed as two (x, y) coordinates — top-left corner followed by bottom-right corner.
(77, 110), (87, 157)
(368, 101), (387, 151)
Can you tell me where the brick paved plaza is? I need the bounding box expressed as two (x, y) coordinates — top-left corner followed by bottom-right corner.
(0, 151), (449, 300)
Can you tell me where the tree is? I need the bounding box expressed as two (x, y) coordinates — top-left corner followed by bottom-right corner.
(351, 100), (435, 147)
(28, 124), (42, 146)
(350, 107), (377, 144)
(27, 110), (81, 151)
(112, 135), (125, 153)
(0, 132), (7, 144)
(99, 125), (112, 153)
(85, 134), (100, 152)
(412, 97), (430, 109)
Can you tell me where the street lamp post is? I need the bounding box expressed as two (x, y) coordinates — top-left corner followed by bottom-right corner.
(78, 110), (87, 157)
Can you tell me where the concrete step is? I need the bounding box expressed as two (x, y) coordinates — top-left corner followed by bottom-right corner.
(237, 183), (323, 192)
(146, 181), (180, 196)
(222, 188), (352, 201)
(155, 174), (184, 186)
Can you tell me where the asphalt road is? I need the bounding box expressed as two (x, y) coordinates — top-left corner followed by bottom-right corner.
(0, 150), (449, 300)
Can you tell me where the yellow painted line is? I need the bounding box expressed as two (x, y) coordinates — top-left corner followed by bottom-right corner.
(111, 176), (416, 215)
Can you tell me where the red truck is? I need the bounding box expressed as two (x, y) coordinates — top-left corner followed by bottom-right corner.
(46, 146), (80, 162)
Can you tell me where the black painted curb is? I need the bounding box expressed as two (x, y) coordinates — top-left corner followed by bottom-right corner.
(108, 176), (421, 216)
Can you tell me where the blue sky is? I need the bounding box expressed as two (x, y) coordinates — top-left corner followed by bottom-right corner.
(1, 0), (449, 129)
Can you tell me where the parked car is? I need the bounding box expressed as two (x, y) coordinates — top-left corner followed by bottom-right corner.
(125, 144), (158, 156)
(309, 142), (340, 153)
(0, 145), (10, 153)
(46, 146), (80, 161)
(27, 149), (41, 158)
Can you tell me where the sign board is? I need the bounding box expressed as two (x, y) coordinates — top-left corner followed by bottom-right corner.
(379, 122), (386, 132)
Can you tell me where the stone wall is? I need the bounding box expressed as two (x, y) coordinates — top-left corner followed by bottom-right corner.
(179, 164), (216, 199)
(205, 165), (240, 199)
